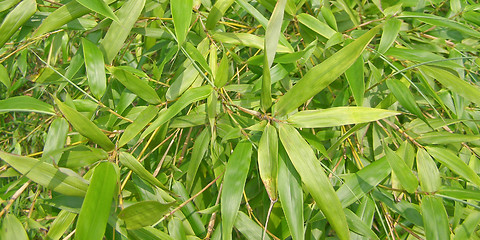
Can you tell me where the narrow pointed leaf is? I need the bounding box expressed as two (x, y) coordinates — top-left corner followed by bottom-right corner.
(288, 107), (400, 128)
(417, 132), (480, 145)
(386, 78), (426, 123)
(277, 145), (304, 240)
(274, 26), (381, 117)
(416, 149), (441, 193)
(112, 67), (161, 105)
(214, 54), (229, 88)
(345, 57), (365, 106)
(344, 208), (379, 240)
(234, 211), (272, 240)
(118, 201), (174, 229)
(1, 214), (28, 240)
(258, 123), (278, 201)
(171, 0), (193, 48)
(212, 32), (292, 53)
(186, 128), (211, 192)
(426, 147), (480, 187)
(142, 85), (212, 138)
(46, 210), (77, 240)
(119, 151), (167, 190)
(75, 162), (117, 240)
(278, 124), (349, 240)
(74, 0), (119, 23)
(0, 0), (36, 49)
(33, 1), (90, 37)
(221, 141), (252, 240)
(55, 98), (115, 151)
(385, 146), (418, 193)
(297, 13), (336, 39)
(0, 96), (55, 115)
(43, 118), (69, 164)
(421, 196), (449, 240)
(82, 38), (106, 99)
(99, 0), (145, 63)
(399, 12), (480, 38)
(453, 211), (480, 240)
(119, 105), (159, 147)
(0, 64), (11, 88)
(378, 18), (401, 54)
(206, 0), (235, 30)
(0, 151), (88, 196)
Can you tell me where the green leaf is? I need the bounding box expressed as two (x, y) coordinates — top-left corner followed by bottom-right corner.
(421, 196), (450, 240)
(0, 151), (88, 196)
(337, 156), (391, 208)
(261, 0), (287, 111)
(119, 105), (159, 147)
(378, 18), (402, 54)
(0, 0), (21, 12)
(453, 211), (480, 240)
(438, 187), (480, 201)
(214, 54), (229, 88)
(297, 13), (337, 39)
(142, 85), (212, 138)
(278, 124), (349, 240)
(0, 64), (11, 88)
(426, 146), (480, 187)
(43, 118), (69, 164)
(171, 181), (206, 237)
(1, 214), (28, 240)
(186, 128), (211, 192)
(45, 210), (77, 240)
(420, 65), (480, 107)
(258, 123), (278, 201)
(344, 208), (379, 240)
(185, 42), (212, 76)
(385, 146), (419, 193)
(33, 1), (90, 37)
(99, 0), (145, 63)
(168, 218), (187, 240)
(118, 201), (174, 229)
(57, 146), (108, 169)
(221, 141), (252, 240)
(416, 148), (441, 193)
(399, 12), (480, 39)
(75, 162), (117, 240)
(274, 25), (381, 117)
(112, 67), (161, 105)
(212, 32), (292, 53)
(118, 151), (168, 190)
(82, 38), (106, 99)
(386, 78), (426, 122)
(74, 0), (119, 23)
(171, 0), (193, 48)
(0, 0), (36, 49)
(0, 96), (55, 115)
(288, 107), (400, 128)
(206, 0), (235, 30)
(234, 211), (272, 240)
(345, 57), (365, 106)
(55, 97), (115, 151)
(277, 144), (304, 240)
(417, 132), (480, 145)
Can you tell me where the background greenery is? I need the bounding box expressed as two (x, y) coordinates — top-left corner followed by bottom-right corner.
(1, 0), (480, 239)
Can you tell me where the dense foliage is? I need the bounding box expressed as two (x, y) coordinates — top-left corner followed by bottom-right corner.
(1, 0), (480, 239)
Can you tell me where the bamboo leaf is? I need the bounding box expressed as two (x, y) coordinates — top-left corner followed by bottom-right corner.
(385, 146), (419, 193)
(74, 0), (119, 23)
(119, 105), (159, 147)
(206, 0), (235, 30)
(214, 54), (229, 88)
(186, 128), (211, 192)
(0, 64), (11, 88)
(378, 18), (402, 54)
(297, 13), (336, 39)
(221, 141), (252, 240)
(57, 146), (108, 169)
(0, 151), (88, 196)
(453, 211), (480, 240)
(345, 57), (365, 106)
(416, 148), (441, 193)
(277, 144), (304, 240)
(118, 201), (174, 229)
(234, 211), (272, 240)
(0, 0), (36, 49)
(55, 97), (115, 151)
(344, 208), (379, 240)
(288, 107), (400, 128)
(99, 0), (145, 63)
(426, 147), (480, 187)
(278, 124), (349, 240)
(75, 162), (118, 240)
(0, 96), (55, 115)
(82, 38), (106, 99)
(171, 0), (193, 48)
(119, 151), (167, 190)
(33, 1), (90, 37)
(212, 32), (292, 53)
(142, 85), (212, 138)
(417, 132), (480, 145)
(1, 214), (28, 240)
(274, 26), (381, 117)
(43, 118), (69, 164)
(421, 196), (450, 240)
(45, 210), (77, 240)
(112, 67), (161, 105)
(386, 78), (426, 122)
(258, 123), (278, 201)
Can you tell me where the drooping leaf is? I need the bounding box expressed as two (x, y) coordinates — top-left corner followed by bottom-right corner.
(278, 124), (349, 240)
(378, 18), (402, 54)
(82, 38), (106, 99)
(297, 13), (337, 39)
(1, 214), (28, 240)
(0, 64), (11, 88)
(119, 105), (159, 147)
(111, 67), (161, 105)
(45, 210), (77, 240)
(206, 0), (235, 30)
(421, 195), (450, 240)
(0, 151), (88, 196)
(385, 146), (418, 193)
(74, 0), (119, 23)
(274, 25), (381, 117)
(234, 211), (272, 240)
(171, 0), (193, 48)
(257, 123), (278, 201)
(75, 162), (118, 240)
(416, 148), (441, 193)
(186, 128), (211, 192)
(0, 0), (36, 49)
(118, 201), (174, 229)
(221, 141), (252, 240)
(212, 32), (292, 53)
(345, 57), (365, 106)
(0, 96), (55, 115)
(43, 118), (69, 164)
(118, 151), (167, 190)
(288, 107), (400, 128)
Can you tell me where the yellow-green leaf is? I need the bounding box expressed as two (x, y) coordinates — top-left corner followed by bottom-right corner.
(171, 0), (193, 48)
(118, 201), (174, 229)
(82, 38), (106, 99)
(0, 0), (36, 48)
(112, 67), (161, 105)
(119, 105), (159, 147)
